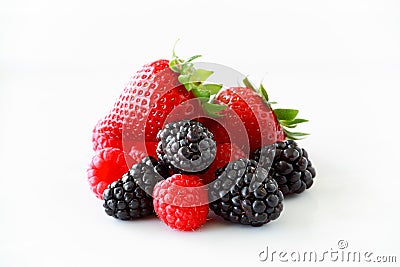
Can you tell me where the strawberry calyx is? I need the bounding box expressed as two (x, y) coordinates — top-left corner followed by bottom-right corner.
(169, 48), (226, 117)
(243, 77), (309, 140)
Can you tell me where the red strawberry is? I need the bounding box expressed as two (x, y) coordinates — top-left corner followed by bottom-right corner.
(216, 87), (285, 154)
(196, 103), (249, 154)
(96, 59), (203, 144)
(198, 143), (246, 185)
(96, 60), (169, 139)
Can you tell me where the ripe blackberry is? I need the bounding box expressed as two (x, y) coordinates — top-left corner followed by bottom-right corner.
(141, 156), (170, 179)
(209, 159), (284, 227)
(254, 140), (316, 195)
(103, 161), (163, 220)
(157, 120), (216, 173)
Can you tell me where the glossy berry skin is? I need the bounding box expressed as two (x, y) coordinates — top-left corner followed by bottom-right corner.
(96, 60), (199, 143)
(198, 143), (246, 185)
(153, 174), (209, 231)
(103, 167), (159, 220)
(157, 120), (216, 173)
(128, 159), (165, 197)
(209, 159), (284, 227)
(254, 140), (316, 195)
(216, 87), (285, 154)
(87, 148), (132, 199)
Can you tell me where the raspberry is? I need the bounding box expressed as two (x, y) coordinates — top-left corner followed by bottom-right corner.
(153, 174), (209, 231)
(127, 142), (158, 164)
(92, 121), (122, 151)
(87, 148), (132, 199)
(93, 133), (123, 151)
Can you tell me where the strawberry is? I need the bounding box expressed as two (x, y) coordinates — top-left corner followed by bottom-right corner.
(196, 102), (250, 154)
(95, 52), (225, 151)
(215, 78), (308, 154)
(96, 59), (197, 142)
(216, 87), (282, 153)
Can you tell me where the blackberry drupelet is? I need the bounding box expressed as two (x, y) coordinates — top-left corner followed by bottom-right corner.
(209, 158), (284, 227)
(103, 161), (163, 220)
(254, 140), (316, 195)
(157, 120), (216, 173)
(141, 156), (170, 179)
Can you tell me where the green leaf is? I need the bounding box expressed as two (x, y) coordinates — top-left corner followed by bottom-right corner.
(169, 58), (181, 73)
(186, 54), (202, 63)
(200, 83), (223, 94)
(178, 74), (190, 85)
(284, 135), (303, 141)
(259, 83), (269, 101)
(281, 124), (297, 129)
(181, 61), (195, 73)
(192, 88), (211, 99)
(191, 69), (214, 82)
(274, 109), (299, 121)
(243, 77), (256, 91)
(283, 128), (309, 140)
(281, 118), (309, 126)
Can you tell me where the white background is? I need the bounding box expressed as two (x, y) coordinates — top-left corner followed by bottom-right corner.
(1, 0), (399, 266)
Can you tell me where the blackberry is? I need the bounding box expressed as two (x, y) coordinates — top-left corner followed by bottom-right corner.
(103, 161), (163, 220)
(209, 159), (284, 227)
(254, 140), (316, 195)
(141, 156), (170, 179)
(157, 120), (216, 173)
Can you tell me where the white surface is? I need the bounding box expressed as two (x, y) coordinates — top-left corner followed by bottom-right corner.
(1, 0), (400, 266)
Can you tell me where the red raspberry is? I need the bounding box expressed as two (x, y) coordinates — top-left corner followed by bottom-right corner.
(125, 141), (159, 167)
(87, 148), (132, 199)
(127, 142), (158, 160)
(198, 143), (246, 185)
(93, 120), (158, 167)
(153, 174), (209, 231)
(92, 133), (123, 151)
(92, 121), (123, 151)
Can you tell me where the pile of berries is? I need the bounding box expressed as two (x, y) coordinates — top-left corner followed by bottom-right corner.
(87, 48), (317, 231)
